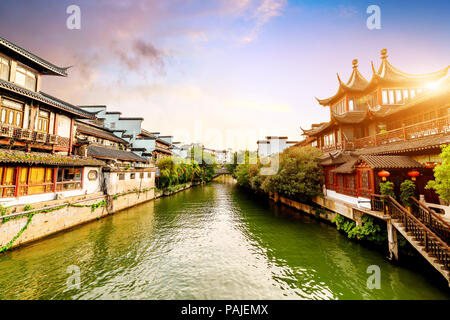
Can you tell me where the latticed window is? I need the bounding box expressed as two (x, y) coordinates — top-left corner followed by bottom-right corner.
(347, 175), (355, 190)
(361, 170), (369, 189)
(0, 167), (16, 197)
(37, 109), (50, 133)
(338, 175), (344, 187)
(15, 65), (36, 91)
(1, 98), (24, 127)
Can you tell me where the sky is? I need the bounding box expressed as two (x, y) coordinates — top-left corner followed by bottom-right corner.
(0, 0), (449, 151)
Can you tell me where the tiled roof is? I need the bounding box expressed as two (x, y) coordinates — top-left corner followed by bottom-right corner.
(331, 158), (359, 174)
(358, 155), (424, 169)
(0, 79), (95, 119)
(357, 134), (450, 155)
(320, 151), (358, 165)
(0, 36), (68, 76)
(316, 49), (448, 107)
(302, 121), (335, 137)
(0, 150), (104, 166)
(87, 145), (146, 162)
(76, 121), (128, 144)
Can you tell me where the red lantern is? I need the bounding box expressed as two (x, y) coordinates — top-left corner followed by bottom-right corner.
(378, 170), (390, 181)
(408, 170), (420, 181)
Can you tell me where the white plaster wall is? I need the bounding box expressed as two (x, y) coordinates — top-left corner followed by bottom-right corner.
(105, 171), (155, 195)
(325, 189), (371, 209)
(57, 115), (71, 138)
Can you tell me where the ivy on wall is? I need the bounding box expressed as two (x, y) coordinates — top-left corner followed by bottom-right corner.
(0, 187), (159, 254)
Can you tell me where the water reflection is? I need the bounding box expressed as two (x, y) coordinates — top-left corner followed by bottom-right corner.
(0, 180), (448, 300)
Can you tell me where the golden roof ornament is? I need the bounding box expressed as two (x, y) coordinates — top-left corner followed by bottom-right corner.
(352, 59), (358, 69)
(381, 48), (388, 60)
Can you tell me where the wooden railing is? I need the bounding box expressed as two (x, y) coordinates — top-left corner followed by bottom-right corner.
(411, 197), (450, 245)
(354, 115), (450, 149)
(371, 194), (450, 270)
(370, 194), (387, 213)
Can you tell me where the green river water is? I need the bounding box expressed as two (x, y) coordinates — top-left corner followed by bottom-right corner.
(0, 177), (449, 300)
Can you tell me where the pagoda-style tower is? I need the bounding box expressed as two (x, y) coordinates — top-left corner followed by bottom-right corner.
(304, 49), (449, 152)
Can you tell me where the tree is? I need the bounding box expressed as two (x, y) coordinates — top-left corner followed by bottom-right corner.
(260, 146), (323, 202)
(400, 180), (416, 207)
(426, 145), (450, 202)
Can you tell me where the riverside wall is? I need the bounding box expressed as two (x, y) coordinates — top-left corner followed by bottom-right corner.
(0, 181), (198, 252)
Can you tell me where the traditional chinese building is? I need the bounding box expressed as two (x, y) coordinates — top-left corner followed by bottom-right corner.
(78, 106), (173, 161)
(302, 49), (449, 207)
(0, 36), (105, 206)
(74, 120), (147, 167)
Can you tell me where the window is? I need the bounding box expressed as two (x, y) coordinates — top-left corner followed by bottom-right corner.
(130, 173), (136, 180)
(0, 167), (17, 198)
(15, 66), (36, 91)
(37, 109), (50, 133)
(348, 99), (354, 111)
(119, 173), (125, 180)
(324, 133), (335, 146)
(0, 98), (24, 127)
(388, 90), (395, 104)
(395, 89), (402, 103)
(403, 89), (409, 101)
(0, 56), (10, 81)
(140, 173), (144, 179)
(19, 167), (54, 195)
(382, 90), (388, 104)
(382, 88), (423, 105)
(147, 172), (152, 178)
(361, 170), (370, 189)
(56, 167), (82, 191)
(332, 99), (346, 115)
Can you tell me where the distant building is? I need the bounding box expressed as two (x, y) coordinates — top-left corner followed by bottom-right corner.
(78, 106), (173, 161)
(74, 120), (147, 167)
(257, 136), (299, 158)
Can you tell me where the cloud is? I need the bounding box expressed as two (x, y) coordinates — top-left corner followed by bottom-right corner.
(240, 0), (287, 44)
(110, 39), (167, 74)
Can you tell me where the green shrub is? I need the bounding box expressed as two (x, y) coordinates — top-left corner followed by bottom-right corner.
(380, 181), (395, 198)
(426, 145), (450, 202)
(400, 180), (416, 207)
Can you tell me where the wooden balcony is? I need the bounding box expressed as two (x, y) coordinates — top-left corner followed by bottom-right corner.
(354, 115), (450, 149)
(0, 124), (70, 151)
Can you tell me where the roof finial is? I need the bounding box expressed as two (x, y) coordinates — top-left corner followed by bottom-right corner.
(352, 59), (358, 69)
(381, 48), (388, 60)
(336, 73), (343, 83)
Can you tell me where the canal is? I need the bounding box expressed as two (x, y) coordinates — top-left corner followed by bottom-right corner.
(0, 177), (449, 300)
